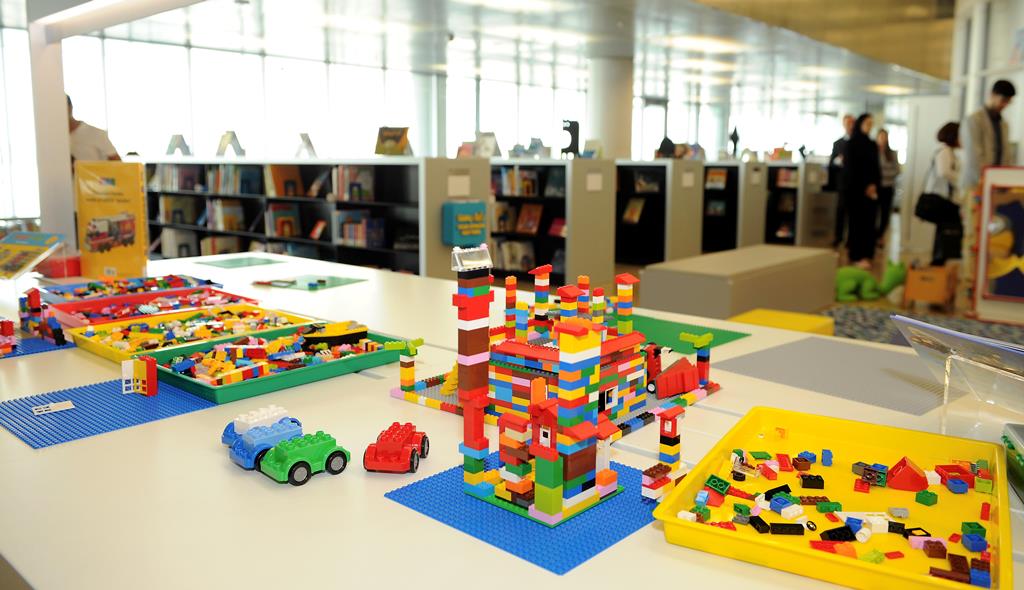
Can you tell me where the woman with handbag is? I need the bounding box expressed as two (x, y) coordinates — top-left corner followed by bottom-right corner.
(840, 113), (882, 269)
(916, 122), (962, 265)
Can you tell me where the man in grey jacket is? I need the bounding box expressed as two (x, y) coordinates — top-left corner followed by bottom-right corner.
(961, 80), (1015, 190)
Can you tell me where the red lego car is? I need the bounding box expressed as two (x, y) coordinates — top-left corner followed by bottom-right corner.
(363, 422), (430, 473)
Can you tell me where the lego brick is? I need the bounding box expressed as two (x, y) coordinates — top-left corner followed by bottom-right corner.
(946, 478), (969, 494)
(962, 534), (987, 552)
(888, 507), (909, 519)
(563, 444), (597, 481)
(916, 490), (938, 506)
(885, 551), (904, 559)
(770, 523), (804, 535)
(748, 515), (770, 534)
(792, 457), (811, 471)
(923, 540), (947, 559)
(962, 522), (986, 538)
(949, 553), (970, 573)
(799, 474), (824, 489)
(975, 478), (993, 494)
(820, 526), (855, 542)
(888, 521), (906, 535)
(929, 568), (970, 584)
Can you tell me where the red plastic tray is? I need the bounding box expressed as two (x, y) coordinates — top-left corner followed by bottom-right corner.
(49, 287), (258, 328)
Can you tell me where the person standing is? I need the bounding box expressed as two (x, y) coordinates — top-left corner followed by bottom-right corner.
(923, 122), (962, 265)
(961, 80), (1014, 190)
(876, 128), (901, 246)
(840, 113), (881, 269)
(67, 94), (120, 164)
(829, 113), (855, 247)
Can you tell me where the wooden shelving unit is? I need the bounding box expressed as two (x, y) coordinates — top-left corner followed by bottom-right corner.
(488, 158), (615, 288)
(765, 161), (834, 247)
(143, 156), (489, 277)
(614, 159), (704, 265)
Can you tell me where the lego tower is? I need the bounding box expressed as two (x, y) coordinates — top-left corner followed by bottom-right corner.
(452, 246), (496, 498)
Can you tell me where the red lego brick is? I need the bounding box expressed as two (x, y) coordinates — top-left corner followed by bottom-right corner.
(776, 454), (793, 471)
(948, 533), (962, 543)
(702, 486), (725, 507)
(758, 463), (778, 480)
(981, 502), (991, 521)
(980, 551), (991, 562)
(825, 512), (840, 523)
(810, 540), (840, 553)
(854, 479), (870, 493)
(885, 551), (905, 559)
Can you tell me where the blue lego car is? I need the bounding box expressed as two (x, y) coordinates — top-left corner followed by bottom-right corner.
(222, 416), (303, 470)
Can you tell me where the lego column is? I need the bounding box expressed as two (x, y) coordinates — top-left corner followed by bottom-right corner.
(529, 264), (552, 335)
(399, 349), (416, 393)
(697, 345), (710, 388)
(577, 275), (590, 316)
(504, 276), (516, 341)
(592, 287), (605, 330)
(615, 273), (639, 335)
(558, 285), (581, 320)
(453, 257), (495, 499)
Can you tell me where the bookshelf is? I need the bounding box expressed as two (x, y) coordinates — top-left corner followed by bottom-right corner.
(143, 157), (489, 278)
(701, 161), (768, 253)
(488, 158), (615, 288)
(614, 159), (703, 265)
(765, 161), (835, 247)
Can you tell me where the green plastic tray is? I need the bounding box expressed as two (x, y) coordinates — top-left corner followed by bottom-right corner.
(144, 325), (404, 405)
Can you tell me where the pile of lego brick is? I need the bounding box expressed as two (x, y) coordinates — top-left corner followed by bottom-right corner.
(42, 274), (214, 301)
(80, 307), (293, 354)
(61, 289), (249, 325)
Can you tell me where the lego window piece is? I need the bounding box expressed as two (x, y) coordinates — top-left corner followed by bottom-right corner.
(451, 245), (492, 272)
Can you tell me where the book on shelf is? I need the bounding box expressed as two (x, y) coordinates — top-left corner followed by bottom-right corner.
(495, 240), (536, 272)
(492, 167), (516, 197)
(492, 201), (518, 233)
(265, 165), (305, 197)
(337, 165), (375, 201)
(544, 167), (566, 197)
(634, 173), (661, 194)
(393, 232), (418, 251)
(285, 243), (318, 258)
(548, 217), (566, 237)
(309, 219), (327, 240)
(375, 127), (412, 155)
(308, 169), (331, 198)
(178, 166), (200, 191)
(265, 203), (301, 237)
(515, 204), (543, 235)
(159, 195), (199, 225)
(705, 168), (728, 190)
(337, 210), (386, 248)
(207, 165), (262, 194)
(151, 164), (202, 192)
(776, 168), (800, 189)
(200, 236), (241, 255)
(160, 228), (199, 258)
(623, 198), (646, 224)
(211, 199), (245, 231)
(519, 169), (539, 197)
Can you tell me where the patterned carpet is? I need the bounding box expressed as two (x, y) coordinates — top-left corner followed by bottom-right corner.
(822, 305), (1024, 345)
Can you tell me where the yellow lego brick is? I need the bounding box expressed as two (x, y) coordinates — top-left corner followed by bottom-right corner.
(464, 469), (491, 486)
(660, 442), (681, 455)
(494, 482), (512, 502)
(563, 491), (600, 518)
(728, 308), (834, 336)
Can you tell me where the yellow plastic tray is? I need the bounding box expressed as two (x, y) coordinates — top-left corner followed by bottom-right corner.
(68, 304), (316, 362)
(653, 407), (1012, 590)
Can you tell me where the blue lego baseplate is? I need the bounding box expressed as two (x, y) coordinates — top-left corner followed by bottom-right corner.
(0, 379), (215, 449)
(385, 453), (654, 575)
(1, 337), (75, 359)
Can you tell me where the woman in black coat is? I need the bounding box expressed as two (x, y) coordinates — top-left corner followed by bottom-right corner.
(840, 113), (881, 269)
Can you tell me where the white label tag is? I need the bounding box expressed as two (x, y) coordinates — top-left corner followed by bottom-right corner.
(447, 174), (470, 198)
(586, 172), (603, 191)
(32, 400), (75, 416)
(682, 171), (695, 188)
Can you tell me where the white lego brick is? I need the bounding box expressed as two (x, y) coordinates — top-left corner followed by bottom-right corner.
(676, 510), (697, 522)
(563, 487), (598, 508)
(499, 467), (524, 483)
(755, 494), (770, 509)
(502, 429), (530, 442)
(233, 404), (287, 434)
(925, 470), (941, 485)
(781, 504), (804, 520)
(855, 527), (873, 543)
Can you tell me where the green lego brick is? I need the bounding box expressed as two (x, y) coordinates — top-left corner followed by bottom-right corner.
(733, 503), (751, 516)
(534, 483), (563, 515)
(860, 549), (885, 564)
(691, 505), (711, 521)
(962, 522), (986, 538)
(534, 457), (564, 487)
(557, 414), (587, 429)
(750, 451), (772, 460)
(464, 456), (486, 473)
(975, 478), (993, 494)
(916, 490), (938, 506)
(976, 459), (989, 471)
(564, 471), (594, 491)
(816, 501), (842, 513)
(503, 460), (532, 477)
(705, 474), (731, 495)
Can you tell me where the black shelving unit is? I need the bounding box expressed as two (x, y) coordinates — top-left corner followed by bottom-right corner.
(764, 165), (799, 245)
(701, 164), (741, 253)
(614, 165), (667, 265)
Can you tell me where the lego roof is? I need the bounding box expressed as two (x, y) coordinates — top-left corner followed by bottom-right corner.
(529, 264), (553, 275)
(615, 273), (640, 285)
(492, 339), (560, 362)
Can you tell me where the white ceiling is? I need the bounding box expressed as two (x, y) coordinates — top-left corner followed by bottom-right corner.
(5, 0), (949, 106)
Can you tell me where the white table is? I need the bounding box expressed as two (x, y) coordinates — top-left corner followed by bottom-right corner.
(0, 252), (1020, 589)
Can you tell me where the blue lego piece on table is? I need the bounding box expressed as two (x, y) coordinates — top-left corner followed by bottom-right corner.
(962, 533), (988, 552)
(822, 449), (833, 467)
(947, 478), (969, 494)
(770, 496), (792, 513)
(798, 451), (816, 464)
(0, 379), (214, 449)
(845, 517), (863, 534)
(970, 568), (992, 588)
(0, 337), (75, 360)
(226, 418), (303, 469)
(386, 453), (653, 575)
(695, 490), (710, 506)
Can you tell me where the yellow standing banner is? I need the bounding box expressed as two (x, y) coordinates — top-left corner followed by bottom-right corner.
(74, 161), (148, 279)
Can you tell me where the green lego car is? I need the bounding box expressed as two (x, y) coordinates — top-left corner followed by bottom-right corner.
(258, 430), (350, 486)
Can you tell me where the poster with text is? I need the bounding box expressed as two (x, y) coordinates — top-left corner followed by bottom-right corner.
(0, 231), (63, 280)
(75, 161), (148, 279)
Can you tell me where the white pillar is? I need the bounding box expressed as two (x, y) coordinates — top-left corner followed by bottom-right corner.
(29, 22), (75, 244)
(586, 57), (633, 159)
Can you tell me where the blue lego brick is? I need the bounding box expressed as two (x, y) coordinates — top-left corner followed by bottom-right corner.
(695, 490), (709, 505)
(871, 463), (889, 472)
(459, 443), (490, 460)
(659, 452), (680, 464)
(617, 301), (632, 310)
(798, 451), (817, 464)
(557, 438), (594, 455)
(463, 481), (495, 498)
(386, 453), (653, 575)
(970, 568), (992, 588)
(770, 496), (793, 514)
(557, 357), (601, 372)
(413, 381), (427, 391)
(822, 449), (833, 467)
(947, 478), (969, 494)
(0, 337), (75, 360)
(962, 533), (988, 552)
(229, 418), (303, 469)
(696, 349), (709, 360)
(0, 379), (215, 449)
(845, 517), (863, 534)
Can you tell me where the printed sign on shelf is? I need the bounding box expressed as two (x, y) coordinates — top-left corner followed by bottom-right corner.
(442, 201), (486, 247)
(74, 161), (148, 279)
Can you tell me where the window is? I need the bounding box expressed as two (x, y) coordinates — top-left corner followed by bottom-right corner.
(327, 64), (384, 157)
(538, 425), (552, 446)
(446, 76), (476, 158)
(190, 49), (265, 157)
(1, 28), (38, 218)
(264, 57), (329, 156)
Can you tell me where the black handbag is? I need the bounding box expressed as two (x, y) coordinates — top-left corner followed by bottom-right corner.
(915, 151), (958, 223)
